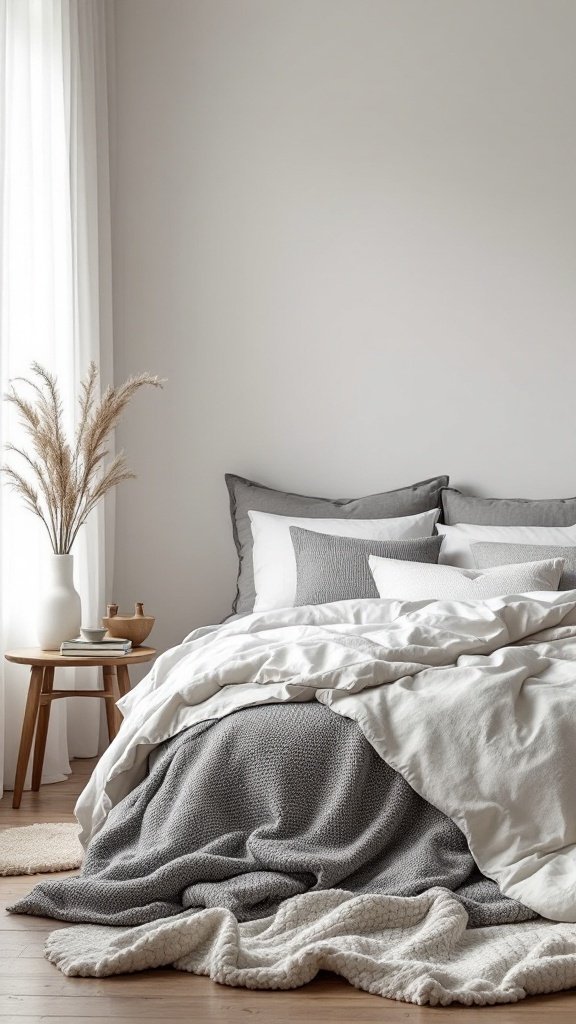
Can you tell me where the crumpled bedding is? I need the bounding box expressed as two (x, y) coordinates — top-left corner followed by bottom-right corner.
(71, 590), (576, 921)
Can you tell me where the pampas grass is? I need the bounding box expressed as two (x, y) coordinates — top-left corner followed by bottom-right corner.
(2, 362), (163, 553)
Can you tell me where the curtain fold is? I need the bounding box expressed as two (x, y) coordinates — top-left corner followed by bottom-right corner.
(0, 0), (113, 796)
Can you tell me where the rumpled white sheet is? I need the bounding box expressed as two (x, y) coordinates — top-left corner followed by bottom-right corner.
(76, 591), (576, 921)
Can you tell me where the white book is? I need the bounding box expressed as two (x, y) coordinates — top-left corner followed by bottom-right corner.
(60, 647), (131, 657)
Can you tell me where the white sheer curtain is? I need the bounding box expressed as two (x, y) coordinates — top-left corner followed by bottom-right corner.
(0, 0), (113, 796)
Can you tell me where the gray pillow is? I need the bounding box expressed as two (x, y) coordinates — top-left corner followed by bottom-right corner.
(472, 542), (576, 590)
(442, 489), (576, 526)
(290, 528), (443, 606)
(226, 473), (449, 615)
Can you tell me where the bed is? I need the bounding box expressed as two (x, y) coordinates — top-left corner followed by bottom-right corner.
(9, 475), (576, 1006)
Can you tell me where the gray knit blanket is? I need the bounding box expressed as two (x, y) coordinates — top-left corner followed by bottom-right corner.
(11, 703), (533, 928)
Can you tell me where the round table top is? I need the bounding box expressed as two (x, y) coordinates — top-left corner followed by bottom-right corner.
(4, 646), (157, 668)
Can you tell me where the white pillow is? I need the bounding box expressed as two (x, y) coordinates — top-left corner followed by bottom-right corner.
(368, 554), (564, 602)
(249, 507), (439, 612)
(437, 522), (576, 569)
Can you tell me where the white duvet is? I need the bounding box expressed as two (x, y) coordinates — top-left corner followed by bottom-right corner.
(76, 591), (576, 922)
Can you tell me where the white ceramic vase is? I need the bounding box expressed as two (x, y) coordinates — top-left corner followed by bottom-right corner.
(38, 554), (82, 651)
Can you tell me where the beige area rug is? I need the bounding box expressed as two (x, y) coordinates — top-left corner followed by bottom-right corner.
(0, 823), (83, 876)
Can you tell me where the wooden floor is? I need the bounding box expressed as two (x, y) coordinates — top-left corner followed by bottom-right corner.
(0, 762), (575, 1022)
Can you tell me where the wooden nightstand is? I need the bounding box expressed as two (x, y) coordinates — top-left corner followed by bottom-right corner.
(5, 647), (157, 809)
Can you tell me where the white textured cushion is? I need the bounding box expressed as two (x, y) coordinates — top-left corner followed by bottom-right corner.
(249, 508), (439, 612)
(368, 555), (564, 602)
(437, 522), (576, 569)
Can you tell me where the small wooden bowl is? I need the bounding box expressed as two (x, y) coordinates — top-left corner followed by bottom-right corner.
(102, 604), (155, 647)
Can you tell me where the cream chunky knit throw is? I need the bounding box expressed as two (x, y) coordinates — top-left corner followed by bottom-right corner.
(45, 888), (576, 1006)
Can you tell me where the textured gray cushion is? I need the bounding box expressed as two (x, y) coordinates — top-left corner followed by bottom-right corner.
(472, 542), (576, 590)
(291, 529), (443, 606)
(442, 489), (576, 527)
(226, 473), (449, 615)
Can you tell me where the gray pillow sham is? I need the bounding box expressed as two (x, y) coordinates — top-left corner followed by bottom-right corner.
(442, 489), (576, 527)
(226, 473), (449, 615)
(471, 542), (576, 590)
(290, 528), (443, 606)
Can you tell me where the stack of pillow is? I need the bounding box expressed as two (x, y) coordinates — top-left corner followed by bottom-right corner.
(226, 473), (576, 613)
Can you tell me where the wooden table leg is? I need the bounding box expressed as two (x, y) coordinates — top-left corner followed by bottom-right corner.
(102, 664), (119, 742)
(13, 666), (44, 809)
(116, 663), (131, 699)
(32, 666), (54, 791)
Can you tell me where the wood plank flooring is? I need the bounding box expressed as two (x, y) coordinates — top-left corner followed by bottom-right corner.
(0, 760), (575, 1022)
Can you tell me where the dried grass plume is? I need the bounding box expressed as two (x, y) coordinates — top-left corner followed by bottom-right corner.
(2, 362), (164, 553)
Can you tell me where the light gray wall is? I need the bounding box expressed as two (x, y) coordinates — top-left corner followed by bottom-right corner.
(110, 0), (576, 654)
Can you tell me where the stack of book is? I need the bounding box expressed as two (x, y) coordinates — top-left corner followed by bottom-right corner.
(60, 637), (132, 656)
